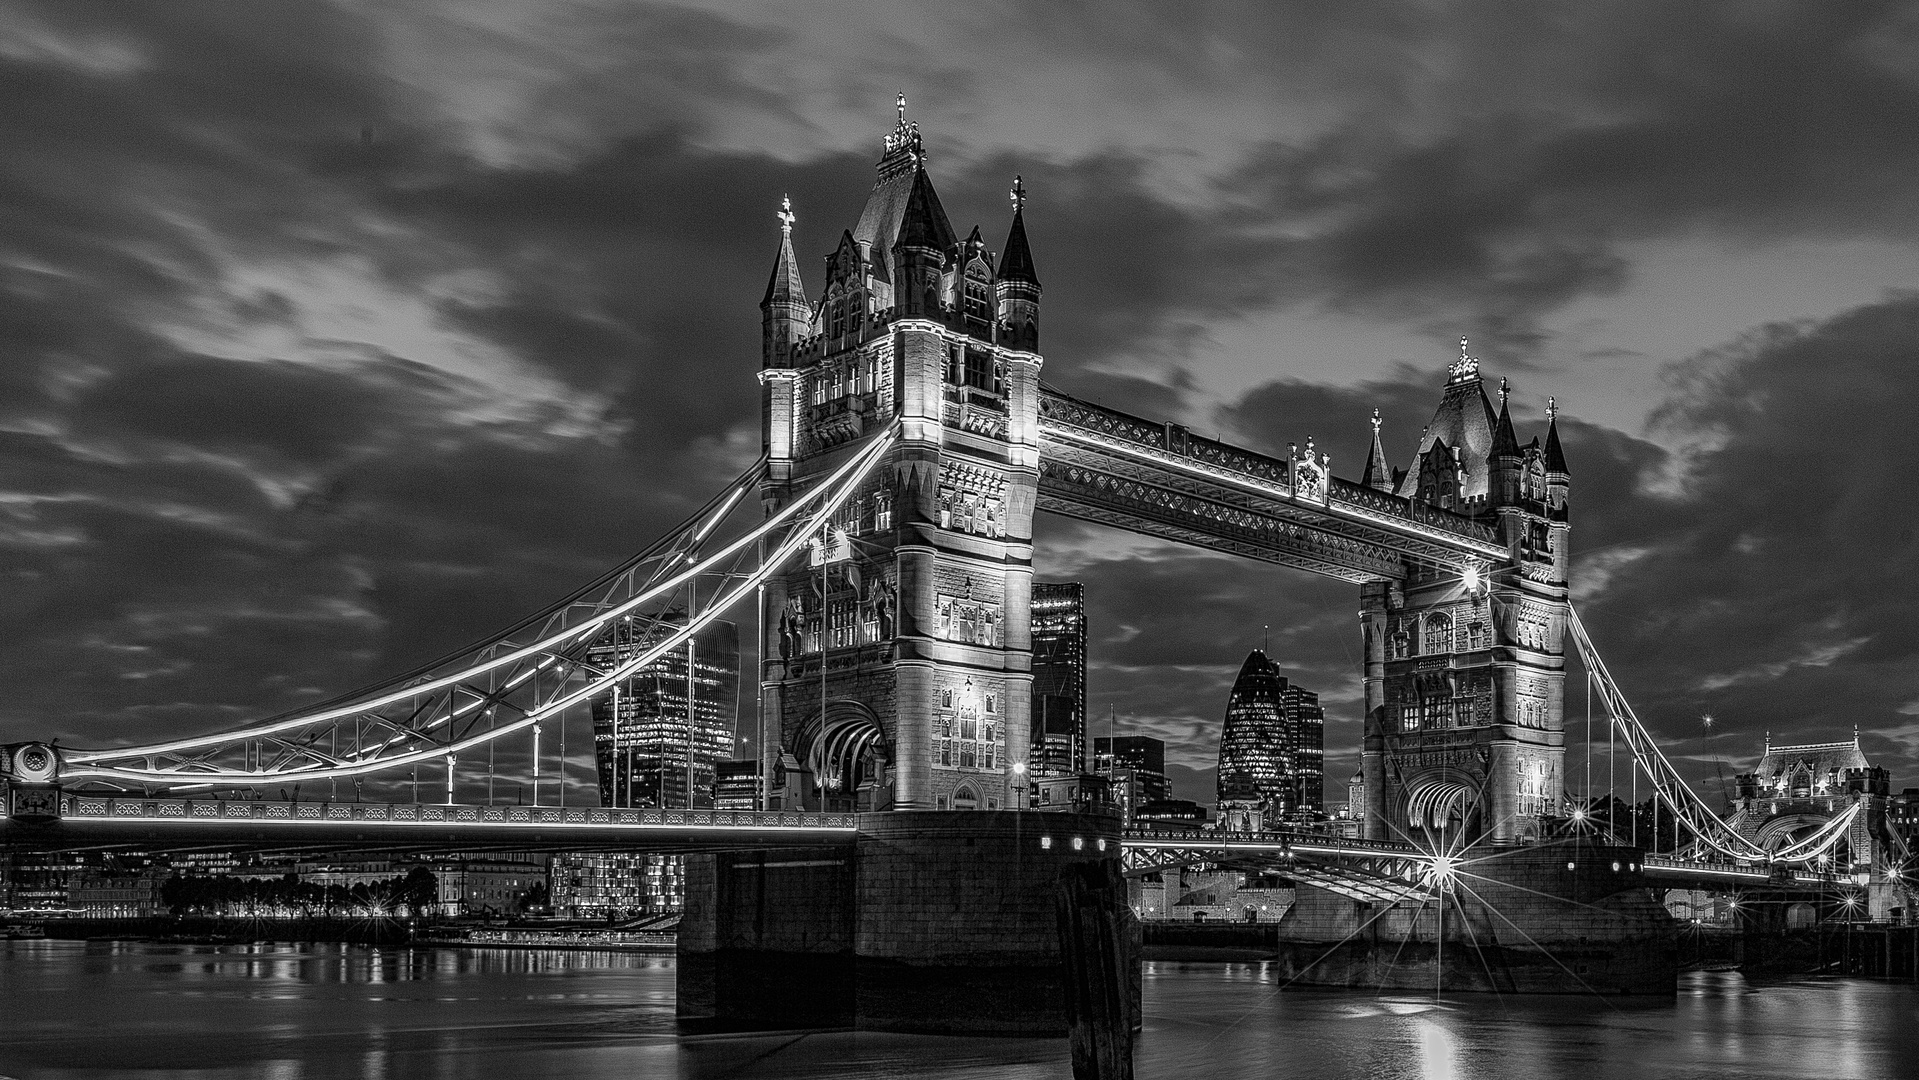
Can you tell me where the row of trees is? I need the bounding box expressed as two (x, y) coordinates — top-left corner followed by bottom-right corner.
(161, 867), (440, 918)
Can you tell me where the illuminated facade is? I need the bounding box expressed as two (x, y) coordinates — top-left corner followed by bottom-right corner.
(1030, 582), (1087, 776)
(757, 101), (1043, 813)
(1361, 352), (1571, 843)
(551, 853), (683, 918)
(589, 616), (740, 810)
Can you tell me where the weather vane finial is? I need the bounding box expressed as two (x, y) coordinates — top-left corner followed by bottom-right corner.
(1371, 407), (1382, 432)
(1547, 395), (1557, 423)
(883, 92), (921, 155)
(1499, 375), (1509, 405)
(1448, 335), (1480, 383)
(1011, 174), (1026, 212)
(777, 194), (795, 236)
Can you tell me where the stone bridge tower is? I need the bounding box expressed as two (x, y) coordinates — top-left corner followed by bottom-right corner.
(756, 104), (1043, 813)
(1359, 344), (1571, 844)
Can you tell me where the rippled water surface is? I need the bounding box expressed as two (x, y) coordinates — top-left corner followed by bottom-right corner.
(2, 941), (1917, 1078)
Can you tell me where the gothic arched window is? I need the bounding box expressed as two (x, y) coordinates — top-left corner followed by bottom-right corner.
(964, 260), (992, 324)
(1424, 613), (1453, 655)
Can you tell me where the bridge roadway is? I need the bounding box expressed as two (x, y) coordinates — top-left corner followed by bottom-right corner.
(1123, 828), (1849, 895)
(0, 796), (1856, 897)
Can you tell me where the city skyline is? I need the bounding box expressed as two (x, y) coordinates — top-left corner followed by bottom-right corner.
(8, 3), (1919, 803)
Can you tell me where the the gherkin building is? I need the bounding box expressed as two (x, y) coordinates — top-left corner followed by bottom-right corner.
(1217, 650), (1292, 811)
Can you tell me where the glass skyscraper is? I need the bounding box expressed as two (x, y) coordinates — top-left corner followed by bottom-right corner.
(1029, 582), (1087, 776)
(588, 614), (740, 809)
(1216, 649), (1323, 819)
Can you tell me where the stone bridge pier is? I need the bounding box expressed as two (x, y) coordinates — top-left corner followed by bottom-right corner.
(677, 810), (1138, 1037)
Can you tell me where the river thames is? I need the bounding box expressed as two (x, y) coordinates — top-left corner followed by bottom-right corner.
(0, 941), (1915, 1078)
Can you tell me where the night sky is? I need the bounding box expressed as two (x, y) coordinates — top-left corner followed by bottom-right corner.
(6, 2), (1919, 808)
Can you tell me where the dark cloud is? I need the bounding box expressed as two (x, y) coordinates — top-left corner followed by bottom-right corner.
(6, 0), (1919, 812)
(1578, 293), (1919, 771)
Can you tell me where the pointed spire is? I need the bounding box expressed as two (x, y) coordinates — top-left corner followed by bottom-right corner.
(1544, 394), (1569, 474)
(996, 176), (1040, 287)
(1361, 408), (1393, 491)
(761, 194), (807, 309)
(760, 195), (810, 369)
(996, 174), (1042, 351)
(1491, 379), (1520, 458)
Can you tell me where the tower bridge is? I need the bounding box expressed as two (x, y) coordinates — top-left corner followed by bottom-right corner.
(0, 104), (1902, 1031)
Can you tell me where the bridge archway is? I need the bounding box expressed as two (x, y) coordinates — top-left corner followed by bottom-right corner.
(796, 701), (892, 812)
(1755, 814), (1832, 853)
(1400, 771), (1482, 836)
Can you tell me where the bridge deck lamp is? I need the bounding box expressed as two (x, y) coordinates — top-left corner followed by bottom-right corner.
(1461, 566), (1483, 594)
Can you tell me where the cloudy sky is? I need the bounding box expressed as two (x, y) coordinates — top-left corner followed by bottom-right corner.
(6, 0), (1919, 807)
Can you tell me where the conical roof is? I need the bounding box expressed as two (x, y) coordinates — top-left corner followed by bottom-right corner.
(1360, 410), (1392, 491)
(996, 207), (1040, 287)
(761, 217), (806, 309)
(893, 166), (956, 252)
(1544, 413), (1569, 474)
(1490, 394), (1519, 458)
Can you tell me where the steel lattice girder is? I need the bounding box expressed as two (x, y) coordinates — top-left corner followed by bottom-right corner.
(1035, 392), (1504, 582)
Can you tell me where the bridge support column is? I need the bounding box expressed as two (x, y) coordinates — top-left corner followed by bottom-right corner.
(678, 811), (1135, 1036)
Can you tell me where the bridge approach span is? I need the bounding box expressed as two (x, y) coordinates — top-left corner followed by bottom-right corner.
(0, 797), (857, 856)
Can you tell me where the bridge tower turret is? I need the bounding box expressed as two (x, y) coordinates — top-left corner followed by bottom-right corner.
(1361, 341), (1570, 845)
(757, 101), (1042, 814)
(995, 177), (1041, 353)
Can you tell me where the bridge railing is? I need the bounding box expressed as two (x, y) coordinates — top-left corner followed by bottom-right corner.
(60, 796), (858, 831)
(1120, 827), (1420, 856)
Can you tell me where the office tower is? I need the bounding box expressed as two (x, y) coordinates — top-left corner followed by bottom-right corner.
(1093, 735), (1169, 803)
(712, 760), (761, 811)
(1029, 582), (1087, 776)
(550, 853), (683, 918)
(589, 614), (740, 809)
(1285, 683), (1324, 814)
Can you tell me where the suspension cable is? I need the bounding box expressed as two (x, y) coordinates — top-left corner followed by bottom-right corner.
(65, 426), (903, 786)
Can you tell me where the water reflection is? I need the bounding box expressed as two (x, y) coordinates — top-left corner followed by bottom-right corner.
(0, 943), (1914, 1078)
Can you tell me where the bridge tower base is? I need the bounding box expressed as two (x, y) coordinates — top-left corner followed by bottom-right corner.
(677, 810), (1138, 1034)
(1273, 843), (1676, 995)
